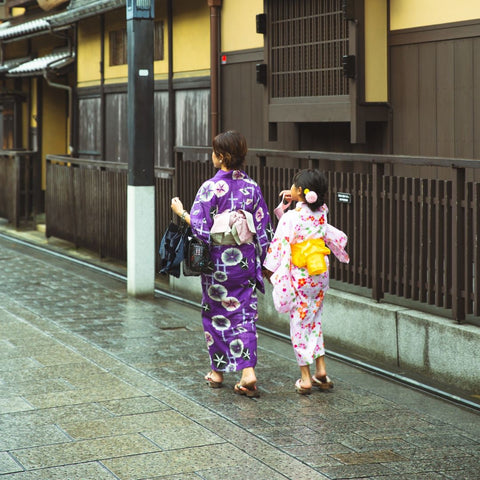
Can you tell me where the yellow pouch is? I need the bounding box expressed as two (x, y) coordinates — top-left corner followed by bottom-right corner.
(291, 238), (331, 275)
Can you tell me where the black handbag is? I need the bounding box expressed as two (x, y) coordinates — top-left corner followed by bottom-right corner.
(183, 230), (214, 276)
(158, 222), (189, 278)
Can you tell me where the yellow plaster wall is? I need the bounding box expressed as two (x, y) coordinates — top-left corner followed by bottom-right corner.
(76, 1), (211, 86)
(173, 0), (209, 74)
(364, 0), (388, 102)
(221, 0), (263, 52)
(100, 2), (169, 85)
(104, 9), (128, 84)
(390, 0), (480, 30)
(77, 17), (102, 86)
(153, 0), (168, 77)
(41, 82), (67, 189)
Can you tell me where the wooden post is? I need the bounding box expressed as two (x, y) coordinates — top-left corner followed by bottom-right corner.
(452, 167), (466, 322)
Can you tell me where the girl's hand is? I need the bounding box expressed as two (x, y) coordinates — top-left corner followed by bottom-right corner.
(279, 190), (292, 202)
(171, 197), (184, 217)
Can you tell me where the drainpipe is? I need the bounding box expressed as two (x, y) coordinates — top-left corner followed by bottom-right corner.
(100, 15), (106, 160)
(208, 0), (221, 141)
(167, 0), (174, 166)
(43, 24), (75, 153)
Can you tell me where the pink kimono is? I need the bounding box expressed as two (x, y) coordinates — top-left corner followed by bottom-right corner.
(263, 202), (349, 366)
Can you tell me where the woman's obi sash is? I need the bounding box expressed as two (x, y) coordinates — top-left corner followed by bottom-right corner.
(291, 238), (331, 275)
(210, 210), (256, 245)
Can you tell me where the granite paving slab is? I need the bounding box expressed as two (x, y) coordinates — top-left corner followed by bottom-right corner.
(0, 235), (479, 479)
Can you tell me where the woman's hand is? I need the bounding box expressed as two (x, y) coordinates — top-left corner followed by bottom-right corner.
(171, 197), (191, 225)
(171, 197), (184, 217)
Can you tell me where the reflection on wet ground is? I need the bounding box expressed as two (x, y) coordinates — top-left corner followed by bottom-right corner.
(0, 235), (479, 479)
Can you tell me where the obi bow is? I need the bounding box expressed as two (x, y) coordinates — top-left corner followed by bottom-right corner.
(291, 238), (331, 275)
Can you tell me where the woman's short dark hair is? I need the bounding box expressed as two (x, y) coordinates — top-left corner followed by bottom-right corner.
(292, 169), (328, 211)
(212, 130), (247, 170)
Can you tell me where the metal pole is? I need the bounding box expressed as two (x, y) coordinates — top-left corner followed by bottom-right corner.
(126, 0), (155, 296)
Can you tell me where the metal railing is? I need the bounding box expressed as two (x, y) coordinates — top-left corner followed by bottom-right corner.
(45, 148), (480, 325)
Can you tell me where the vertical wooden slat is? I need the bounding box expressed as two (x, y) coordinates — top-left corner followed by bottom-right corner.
(371, 161), (384, 301)
(434, 181), (442, 307)
(352, 173), (359, 285)
(474, 183), (480, 316)
(410, 179), (418, 300)
(394, 177), (404, 296)
(403, 178), (412, 298)
(465, 182), (473, 315)
(418, 179), (428, 303)
(361, 172), (368, 287)
(365, 172), (372, 289)
(444, 181), (453, 309)
(426, 179), (435, 305)
(385, 176), (394, 294)
(452, 168), (466, 321)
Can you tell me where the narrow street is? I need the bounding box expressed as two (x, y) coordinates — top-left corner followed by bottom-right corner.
(0, 234), (479, 479)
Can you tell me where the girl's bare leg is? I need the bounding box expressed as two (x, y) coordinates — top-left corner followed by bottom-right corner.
(299, 364), (312, 389)
(314, 355), (327, 379)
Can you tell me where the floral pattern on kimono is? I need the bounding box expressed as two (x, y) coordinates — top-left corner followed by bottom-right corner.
(263, 202), (349, 366)
(189, 169), (272, 372)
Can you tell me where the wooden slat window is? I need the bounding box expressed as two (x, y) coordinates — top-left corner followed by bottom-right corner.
(0, 103), (14, 150)
(154, 21), (164, 61)
(109, 21), (164, 66)
(269, 0), (349, 98)
(110, 29), (126, 66)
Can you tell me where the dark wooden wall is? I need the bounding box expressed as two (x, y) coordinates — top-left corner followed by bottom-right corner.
(78, 96), (102, 159)
(77, 80), (210, 167)
(105, 93), (128, 164)
(220, 48), (298, 152)
(390, 21), (480, 165)
(219, 48), (388, 155)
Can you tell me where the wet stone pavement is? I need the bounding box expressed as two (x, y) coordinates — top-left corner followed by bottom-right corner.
(0, 234), (479, 480)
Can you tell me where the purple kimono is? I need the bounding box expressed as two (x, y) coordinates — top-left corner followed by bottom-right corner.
(189, 169), (272, 372)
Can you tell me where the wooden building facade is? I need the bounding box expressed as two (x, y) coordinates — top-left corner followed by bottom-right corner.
(0, 0), (480, 212)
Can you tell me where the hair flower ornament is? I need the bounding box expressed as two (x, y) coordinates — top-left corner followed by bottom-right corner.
(303, 188), (318, 204)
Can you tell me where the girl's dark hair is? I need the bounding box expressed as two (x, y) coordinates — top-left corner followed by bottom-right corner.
(292, 169), (328, 211)
(212, 130), (247, 170)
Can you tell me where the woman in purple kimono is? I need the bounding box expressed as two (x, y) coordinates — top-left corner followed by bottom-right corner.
(171, 131), (272, 397)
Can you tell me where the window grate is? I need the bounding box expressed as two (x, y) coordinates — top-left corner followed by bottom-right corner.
(270, 0), (349, 98)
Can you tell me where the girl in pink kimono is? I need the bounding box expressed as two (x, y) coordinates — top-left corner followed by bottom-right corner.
(263, 169), (349, 395)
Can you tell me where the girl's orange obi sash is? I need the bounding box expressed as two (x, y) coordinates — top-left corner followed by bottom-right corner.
(291, 238), (331, 275)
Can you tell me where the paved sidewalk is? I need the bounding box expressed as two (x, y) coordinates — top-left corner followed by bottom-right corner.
(0, 234), (479, 479)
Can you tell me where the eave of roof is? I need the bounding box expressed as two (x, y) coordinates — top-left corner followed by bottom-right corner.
(50, 0), (125, 27)
(0, 56), (32, 73)
(0, 0), (125, 41)
(7, 49), (74, 76)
